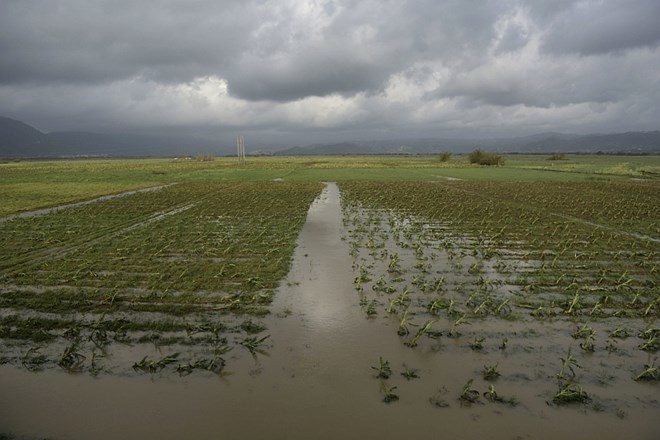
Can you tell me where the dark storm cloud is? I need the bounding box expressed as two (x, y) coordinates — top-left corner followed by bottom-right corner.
(0, 0), (504, 100)
(225, 50), (392, 102)
(539, 0), (660, 56)
(0, 0), (658, 138)
(0, 0), (251, 84)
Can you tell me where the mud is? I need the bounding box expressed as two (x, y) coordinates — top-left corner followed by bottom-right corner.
(1, 183), (658, 439)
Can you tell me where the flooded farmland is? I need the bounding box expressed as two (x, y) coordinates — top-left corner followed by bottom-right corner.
(1, 181), (659, 439)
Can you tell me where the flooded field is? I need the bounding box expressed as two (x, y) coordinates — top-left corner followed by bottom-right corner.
(1, 181), (659, 439)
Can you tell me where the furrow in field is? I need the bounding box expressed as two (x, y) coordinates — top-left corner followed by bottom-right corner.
(0, 184), (176, 225)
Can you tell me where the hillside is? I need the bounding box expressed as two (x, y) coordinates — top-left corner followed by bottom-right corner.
(276, 132), (660, 155)
(0, 116), (226, 158)
(0, 116), (50, 155)
(1, 115), (659, 158)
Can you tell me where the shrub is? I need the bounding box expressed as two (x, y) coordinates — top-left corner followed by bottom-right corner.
(438, 152), (451, 162)
(468, 149), (504, 166)
(547, 153), (566, 160)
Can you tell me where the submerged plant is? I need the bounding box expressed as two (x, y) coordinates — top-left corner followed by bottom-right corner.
(459, 379), (480, 404)
(133, 353), (180, 373)
(609, 327), (630, 339)
(381, 383), (399, 403)
(58, 341), (86, 372)
(371, 356), (392, 379)
(427, 296), (447, 315)
(386, 298), (397, 314)
(429, 387), (450, 408)
(565, 291), (581, 315)
(469, 337), (485, 351)
(240, 318), (267, 334)
(638, 333), (659, 352)
(557, 347), (582, 380)
(392, 287), (411, 309)
(387, 253), (401, 274)
(240, 334), (270, 354)
(634, 358), (659, 381)
(397, 309), (416, 336)
(553, 383), (590, 404)
(22, 346), (47, 371)
(483, 384), (499, 402)
(88, 313), (110, 348)
(366, 300), (378, 317)
(400, 364), (420, 380)
(495, 298), (512, 316)
(606, 338), (618, 352)
(482, 363), (500, 380)
(580, 333), (596, 352)
(90, 350), (103, 376)
(372, 275), (387, 292)
(405, 320), (436, 347)
(176, 353), (227, 376)
(448, 314), (467, 337)
(483, 384), (518, 406)
(572, 322), (595, 340)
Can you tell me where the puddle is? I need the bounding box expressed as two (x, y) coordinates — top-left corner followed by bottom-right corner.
(1, 183), (658, 440)
(432, 175), (463, 181)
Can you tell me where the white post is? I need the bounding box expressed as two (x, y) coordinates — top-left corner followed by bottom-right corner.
(237, 135), (245, 164)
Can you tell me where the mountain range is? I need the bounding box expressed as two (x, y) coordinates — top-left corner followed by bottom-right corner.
(1, 116), (659, 158)
(0, 116), (223, 158)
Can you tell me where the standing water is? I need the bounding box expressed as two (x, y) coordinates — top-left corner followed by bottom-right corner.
(0, 183), (656, 439)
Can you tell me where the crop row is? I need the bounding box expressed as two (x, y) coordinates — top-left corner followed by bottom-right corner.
(339, 180), (659, 412)
(0, 181), (323, 374)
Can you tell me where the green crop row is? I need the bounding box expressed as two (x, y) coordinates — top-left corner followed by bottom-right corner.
(0, 181), (323, 374)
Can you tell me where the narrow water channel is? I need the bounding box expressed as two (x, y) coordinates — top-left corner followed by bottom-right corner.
(0, 183), (656, 439)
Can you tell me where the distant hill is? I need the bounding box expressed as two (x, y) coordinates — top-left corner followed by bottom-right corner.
(276, 132), (660, 155)
(1, 115), (659, 157)
(0, 116), (49, 155)
(0, 116), (228, 158)
(277, 142), (372, 155)
(517, 131), (660, 154)
(45, 131), (223, 157)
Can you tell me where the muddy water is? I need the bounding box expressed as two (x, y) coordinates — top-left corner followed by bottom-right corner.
(0, 183), (657, 439)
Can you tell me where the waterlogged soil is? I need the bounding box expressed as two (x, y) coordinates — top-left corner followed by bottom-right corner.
(1, 183), (658, 439)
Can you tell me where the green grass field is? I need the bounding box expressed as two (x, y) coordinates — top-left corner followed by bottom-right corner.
(2, 154), (659, 216)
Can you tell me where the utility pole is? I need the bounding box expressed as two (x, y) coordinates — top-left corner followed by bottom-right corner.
(236, 135), (246, 164)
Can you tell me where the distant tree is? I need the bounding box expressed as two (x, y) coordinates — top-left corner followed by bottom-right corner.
(546, 153), (566, 160)
(438, 152), (451, 162)
(468, 149), (504, 166)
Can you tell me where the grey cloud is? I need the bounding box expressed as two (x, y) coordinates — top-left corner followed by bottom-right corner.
(0, 0), (658, 139)
(0, 0), (251, 84)
(494, 21), (529, 54)
(540, 0), (660, 55)
(226, 50), (391, 102)
(0, 0), (506, 98)
(225, 1), (413, 101)
(431, 48), (660, 110)
(224, 0), (507, 101)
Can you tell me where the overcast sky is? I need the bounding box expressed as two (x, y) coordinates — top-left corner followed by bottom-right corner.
(1, 0), (659, 144)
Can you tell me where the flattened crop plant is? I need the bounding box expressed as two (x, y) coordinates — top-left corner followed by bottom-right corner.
(0, 181), (323, 375)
